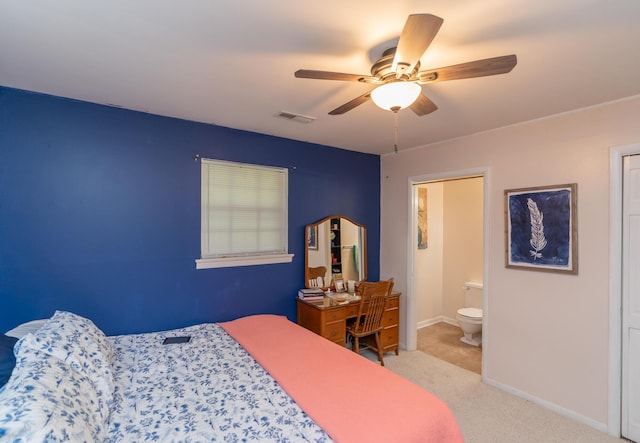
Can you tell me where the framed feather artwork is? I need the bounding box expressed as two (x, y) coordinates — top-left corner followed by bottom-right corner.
(504, 183), (578, 274)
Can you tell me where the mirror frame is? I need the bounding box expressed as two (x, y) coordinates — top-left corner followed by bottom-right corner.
(304, 215), (367, 289)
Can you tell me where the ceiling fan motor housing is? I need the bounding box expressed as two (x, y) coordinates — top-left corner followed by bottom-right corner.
(371, 47), (420, 82)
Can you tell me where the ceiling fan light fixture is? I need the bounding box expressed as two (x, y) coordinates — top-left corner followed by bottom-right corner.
(370, 82), (421, 112)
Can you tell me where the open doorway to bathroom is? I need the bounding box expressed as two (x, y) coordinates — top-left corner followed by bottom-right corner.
(412, 175), (484, 374)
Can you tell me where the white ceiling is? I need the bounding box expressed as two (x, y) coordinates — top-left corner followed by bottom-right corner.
(1, 1), (639, 156)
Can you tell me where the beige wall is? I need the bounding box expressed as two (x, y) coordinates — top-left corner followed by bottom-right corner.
(416, 179), (484, 325)
(443, 177), (484, 319)
(380, 95), (640, 429)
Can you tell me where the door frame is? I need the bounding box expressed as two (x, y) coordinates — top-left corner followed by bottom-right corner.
(406, 166), (489, 379)
(609, 142), (640, 437)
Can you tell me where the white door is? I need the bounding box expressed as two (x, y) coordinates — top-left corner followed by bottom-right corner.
(623, 154), (640, 441)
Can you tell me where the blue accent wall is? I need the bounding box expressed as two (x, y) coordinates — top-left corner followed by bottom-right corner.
(0, 86), (380, 335)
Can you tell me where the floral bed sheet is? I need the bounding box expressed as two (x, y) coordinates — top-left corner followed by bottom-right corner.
(106, 322), (331, 442)
(1, 312), (462, 442)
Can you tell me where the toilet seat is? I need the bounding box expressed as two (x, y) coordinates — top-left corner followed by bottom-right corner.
(457, 307), (482, 319)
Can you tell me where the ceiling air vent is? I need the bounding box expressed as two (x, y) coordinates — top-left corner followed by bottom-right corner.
(275, 111), (315, 124)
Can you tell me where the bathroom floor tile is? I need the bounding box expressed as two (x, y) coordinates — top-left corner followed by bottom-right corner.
(417, 322), (482, 374)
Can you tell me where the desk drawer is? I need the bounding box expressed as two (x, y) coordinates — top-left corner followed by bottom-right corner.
(324, 309), (346, 323)
(344, 304), (359, 318)
(322, 322), (345, 343)
(383, 308), (399, 327)
(381, 327), (399, 349)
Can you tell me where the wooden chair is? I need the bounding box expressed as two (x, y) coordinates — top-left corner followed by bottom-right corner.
(307, 266), (327, 288)
(347, 278), (394, 366)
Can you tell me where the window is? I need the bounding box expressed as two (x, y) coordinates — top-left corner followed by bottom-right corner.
(196, 158), (293, 269)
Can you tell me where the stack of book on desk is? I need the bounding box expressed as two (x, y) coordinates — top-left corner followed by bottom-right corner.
(298, 288), (325, 301)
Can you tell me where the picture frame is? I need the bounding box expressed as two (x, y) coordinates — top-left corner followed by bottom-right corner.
(333, 278), (346, 292)
(505, 183), (578, 274)
(418, 187), (428, 249)
(307, 225), (318, 250)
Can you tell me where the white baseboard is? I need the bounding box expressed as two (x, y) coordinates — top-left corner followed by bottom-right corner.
(417, 316), (442, 329)
(484, 376), (608, 433)
(417, 316), (460, 329)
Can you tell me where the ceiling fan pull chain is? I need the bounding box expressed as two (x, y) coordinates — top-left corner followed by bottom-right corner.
(394, 110), (399, 154)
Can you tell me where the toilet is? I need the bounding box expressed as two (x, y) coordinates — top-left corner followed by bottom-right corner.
(456, 282), (483, 347)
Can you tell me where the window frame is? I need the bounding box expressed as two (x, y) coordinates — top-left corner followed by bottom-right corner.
(196, 158), (293, 270)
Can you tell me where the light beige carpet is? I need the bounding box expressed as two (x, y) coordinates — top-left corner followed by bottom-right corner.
(368, 350), (624, 443)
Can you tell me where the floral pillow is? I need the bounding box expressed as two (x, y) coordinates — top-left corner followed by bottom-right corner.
(0, 351), (108, 441)
(15, 310), (115, 411)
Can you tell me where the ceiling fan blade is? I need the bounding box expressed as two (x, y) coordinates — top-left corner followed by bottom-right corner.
(328, 91), (373, 115)
(392, 14), (444, 78)
(410, 93), (438, 116)
(295, 69), (380, 84)
(417, 54), (517, 83)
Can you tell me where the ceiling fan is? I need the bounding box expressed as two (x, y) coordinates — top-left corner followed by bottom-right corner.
(295, 13), (517, 116)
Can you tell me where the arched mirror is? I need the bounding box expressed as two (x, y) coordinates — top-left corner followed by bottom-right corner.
(305, 215), (367, 289)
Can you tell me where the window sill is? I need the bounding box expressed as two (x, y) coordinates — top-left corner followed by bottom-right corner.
(196, 254), (294, 269)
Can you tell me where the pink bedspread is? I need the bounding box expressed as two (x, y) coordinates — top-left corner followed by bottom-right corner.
(220, 314), (463, 443)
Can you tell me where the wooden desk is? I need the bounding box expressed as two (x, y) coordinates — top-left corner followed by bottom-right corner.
(296, 293), (400, 355)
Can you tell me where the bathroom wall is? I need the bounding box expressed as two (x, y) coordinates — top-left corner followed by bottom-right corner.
(442, 177), (484, 320)
(415, 178), (483, 326)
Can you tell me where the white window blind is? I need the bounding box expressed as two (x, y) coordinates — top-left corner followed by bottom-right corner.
(197, 158), (293, 269)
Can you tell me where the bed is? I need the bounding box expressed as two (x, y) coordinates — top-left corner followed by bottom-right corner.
(0, 310), (463, 442)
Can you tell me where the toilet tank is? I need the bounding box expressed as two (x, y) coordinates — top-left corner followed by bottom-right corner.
(464, 282), (483, 309)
